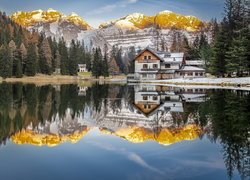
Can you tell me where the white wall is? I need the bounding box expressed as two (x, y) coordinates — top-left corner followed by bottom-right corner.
(135, 62), (160, 73)
(161, 63), (180, 70)
(135, 92), (160, 104)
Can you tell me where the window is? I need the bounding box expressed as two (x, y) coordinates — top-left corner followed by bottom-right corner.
(200, 73), (203, 76)
(153, 64), (158, 69)
(148, 56), (151, 60)
(144, 56), (147, 60)
(143, 64), (148, 69)
(142, 74), (147, 78)
(188, 73), (193, 76)
(143, 96), (148, 100)
(195, 72), (199, 76)
(153, 96), (158, 100)
(165, 64), (171, 68)
(144, 105), (151, 109)
(165, 97), (170, 101)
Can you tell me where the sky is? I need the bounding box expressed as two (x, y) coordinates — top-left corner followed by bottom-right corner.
(0, 0), (225, 28)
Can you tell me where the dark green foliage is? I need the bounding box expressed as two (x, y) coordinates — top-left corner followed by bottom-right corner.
(58, 38), (69, 75)
(15, 51), (23, 78)
(127, 46), (136, 73)
(39, 38), (53, 75)
(103, 52), (109, 77)
(68, 40), (78, 75)
(92, 48), (102, 78)
(0, 44), (12, 78)
(210, 0), (249, 77)
(25, 43), (37, 76)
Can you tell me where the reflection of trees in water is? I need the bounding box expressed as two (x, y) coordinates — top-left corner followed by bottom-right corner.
(0, 83), (249, 178)
(198, 90), (250, 179)
(217, 91), (249, 179)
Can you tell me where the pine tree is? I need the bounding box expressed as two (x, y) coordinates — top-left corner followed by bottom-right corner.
(19, 43), (27, 73)
(68, 40), (78, 75)
(103, 52), (109, 77)
(15, 50), (23, 78)
(116, 47), (124, 73)
(127, 46), (136, 73)
(226, 34), (248, 76)
(25, 43), (37, 76)
(58, 38), (69, 75)
(40, 38), (53, 75)
(109, 57), (120, 75)
(210, 21), (230, 77)
(92, 48), (100, 78)
(54, 50), (61, 70)
(0, 44), (12, 78)
(85, 52), (92, 71)
(8, 40), (17, 76)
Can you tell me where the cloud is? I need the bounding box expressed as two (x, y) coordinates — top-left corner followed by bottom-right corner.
(87, 0), (138, 15)
(86, 141), (163, 174)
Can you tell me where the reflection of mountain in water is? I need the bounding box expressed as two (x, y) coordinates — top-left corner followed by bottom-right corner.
(6, 84), (207, 147)
(100, 125), (201, 145)
(0, 83), (249, 179)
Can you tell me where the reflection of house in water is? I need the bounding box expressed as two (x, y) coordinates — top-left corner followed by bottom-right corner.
(78, 86), (88, 96)
(178, 88), (207, 103)
(93, 86), (206, 145)
(133, 85), (206, 118)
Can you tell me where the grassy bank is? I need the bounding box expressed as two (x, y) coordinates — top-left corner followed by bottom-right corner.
(0, 74), (127, 85)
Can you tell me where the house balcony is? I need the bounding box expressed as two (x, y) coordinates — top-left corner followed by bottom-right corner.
(140, 68), (159, 72)
(139, 60), (159, 63)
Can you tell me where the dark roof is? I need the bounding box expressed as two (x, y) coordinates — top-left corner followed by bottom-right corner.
(134, 47), (163, 62)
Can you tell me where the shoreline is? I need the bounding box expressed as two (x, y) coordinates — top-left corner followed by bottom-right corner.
(1, 75), (250, 88)
(0, 74), (127, 85)
(128, 77), (250, 87)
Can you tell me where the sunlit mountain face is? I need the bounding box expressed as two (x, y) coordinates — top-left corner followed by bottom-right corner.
(9, 9), (209, 50)
(11, 128), (90, 147)
(100, 124), (202, 145)
(0, 83), (249, 179)
(11, 9), (202, 32)
(11, 8), (92, 30)
(99, 10), (203, 31)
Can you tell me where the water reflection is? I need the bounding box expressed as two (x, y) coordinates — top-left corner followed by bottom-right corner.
(0, 83), (249, 179)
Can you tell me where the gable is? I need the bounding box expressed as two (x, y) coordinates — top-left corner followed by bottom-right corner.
(134, 103), (161, 116)
(135, 49), (162, 63)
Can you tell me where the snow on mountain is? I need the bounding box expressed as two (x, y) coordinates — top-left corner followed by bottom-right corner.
(11, 9), (102, 47)
(99, 10), (203, 31)
(11, 9), (210, 51)
(11, 8), (91, 29)
(97, 10), (208, 50)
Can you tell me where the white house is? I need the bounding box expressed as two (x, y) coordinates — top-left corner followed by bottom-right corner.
(131, 48), (205, 82)
(78, 64), (88, 73)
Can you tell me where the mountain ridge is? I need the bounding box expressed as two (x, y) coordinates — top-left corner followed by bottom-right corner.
(99, 10), (203, 32)
(11, 9), (203, 32)
(10, 9), (210, 51)
(11, 8), (92, 30)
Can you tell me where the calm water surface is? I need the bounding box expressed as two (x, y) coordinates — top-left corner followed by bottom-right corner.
(0, 83), (249, 180)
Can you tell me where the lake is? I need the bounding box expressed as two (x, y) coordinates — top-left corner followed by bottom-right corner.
(0, 83), (249, 180)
